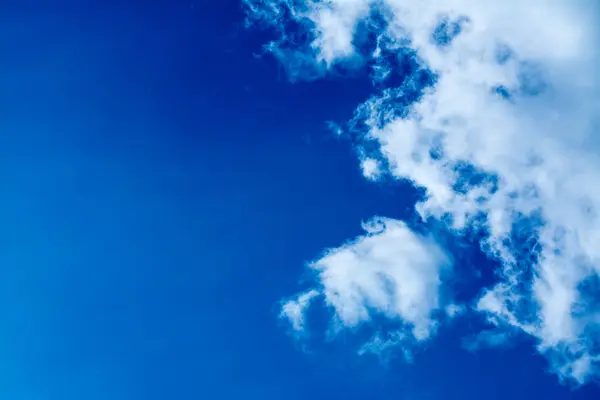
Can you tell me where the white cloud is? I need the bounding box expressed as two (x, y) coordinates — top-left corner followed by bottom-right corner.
(316, 218), (450, 338)
(246, 0), (600, 385)
(359, 157), (381, 180)
(281, 218), (451, 345)
(445, 303), (466, 319)
(307, 0), (372, 66)
(280, 289), (320, 332)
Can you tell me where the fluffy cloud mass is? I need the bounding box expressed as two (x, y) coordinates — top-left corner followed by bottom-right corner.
(245, 0), (600, 385)
(282, 218), (450, 341)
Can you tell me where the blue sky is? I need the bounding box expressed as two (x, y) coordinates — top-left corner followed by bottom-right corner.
(0, 1), (599, 399)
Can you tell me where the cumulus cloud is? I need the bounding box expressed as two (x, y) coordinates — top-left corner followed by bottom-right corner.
(246, 0), (600, 385)
(281, 218), (451, 343)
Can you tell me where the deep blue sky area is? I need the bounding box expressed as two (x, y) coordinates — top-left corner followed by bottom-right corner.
(0, 1), (598, 399)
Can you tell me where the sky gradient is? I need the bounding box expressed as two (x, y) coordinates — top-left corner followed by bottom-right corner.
(0, 1), (599, 399)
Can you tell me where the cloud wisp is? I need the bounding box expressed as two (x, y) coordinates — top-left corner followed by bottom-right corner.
(245, 0), (600, 385)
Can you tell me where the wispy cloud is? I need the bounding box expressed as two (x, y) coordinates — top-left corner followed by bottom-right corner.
(462, 329), (515, 353)
(280, 289), (320, 333)
(246, 0), (600, 385)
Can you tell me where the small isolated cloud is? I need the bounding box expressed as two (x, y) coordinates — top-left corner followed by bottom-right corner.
(281, 217), (452, 346)
(445, 303), (466, 319)
(462, 329), (514, 353)
(246, 0), (600, 386)
(325, 120), (344, 137)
